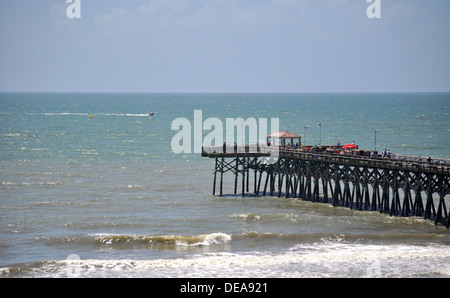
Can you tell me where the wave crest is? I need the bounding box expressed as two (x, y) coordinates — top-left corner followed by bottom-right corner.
(91, 232), (232, 249)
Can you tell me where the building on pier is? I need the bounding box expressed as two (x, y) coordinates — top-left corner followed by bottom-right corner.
(266, 131), (302, 148)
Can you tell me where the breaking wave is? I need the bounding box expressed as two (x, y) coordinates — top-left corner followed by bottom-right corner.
(2, 242), (450, 278)
(94, 232), (232, 248)
(40, 230), (450, 251)
(43, 232), (232, 250)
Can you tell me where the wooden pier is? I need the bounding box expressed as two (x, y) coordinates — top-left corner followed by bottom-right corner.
(202, 145), (450, 228)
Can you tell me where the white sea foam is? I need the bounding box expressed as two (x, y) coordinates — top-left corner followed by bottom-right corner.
(4, 242), (449, 278)
(132, 243), (448, 277)
(193, 233), (232, 246)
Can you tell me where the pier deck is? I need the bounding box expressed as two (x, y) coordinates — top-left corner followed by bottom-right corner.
(202, 145), (450, 228)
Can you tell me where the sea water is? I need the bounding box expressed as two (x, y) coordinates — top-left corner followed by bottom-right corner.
(0, 92), (449, 278)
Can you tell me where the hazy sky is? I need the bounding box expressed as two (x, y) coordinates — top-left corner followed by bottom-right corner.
(0, 0), (449, 92)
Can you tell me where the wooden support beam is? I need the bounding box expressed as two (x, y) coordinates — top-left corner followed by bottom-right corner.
(213, 158), (217, 195)
(234, 158), (238, 195)
(413, 190), (423, 217)
(220, 158), (224, 196)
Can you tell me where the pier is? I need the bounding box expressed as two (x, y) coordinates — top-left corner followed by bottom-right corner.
(202, 142), (450, 228)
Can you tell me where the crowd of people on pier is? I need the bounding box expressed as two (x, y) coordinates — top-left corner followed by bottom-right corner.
(376, 148), (399, 159)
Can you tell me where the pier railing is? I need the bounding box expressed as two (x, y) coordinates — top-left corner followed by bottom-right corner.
(278, 149), (450, 175)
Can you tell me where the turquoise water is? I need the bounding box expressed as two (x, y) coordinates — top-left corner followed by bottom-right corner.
(0, 92), (449, 278)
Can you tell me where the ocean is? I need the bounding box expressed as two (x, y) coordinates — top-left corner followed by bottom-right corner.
(0, 92), (449, 278)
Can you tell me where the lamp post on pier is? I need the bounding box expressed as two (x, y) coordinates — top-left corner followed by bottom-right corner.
(374, 130), (380, 152)
(304, 126), (310, 147)
(318, 122), (322, 145)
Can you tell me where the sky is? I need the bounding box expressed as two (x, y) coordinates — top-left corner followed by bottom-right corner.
(0, 0), (449, 93)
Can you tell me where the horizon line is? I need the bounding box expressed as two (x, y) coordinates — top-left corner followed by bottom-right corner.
(1, 91), (450, 94)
